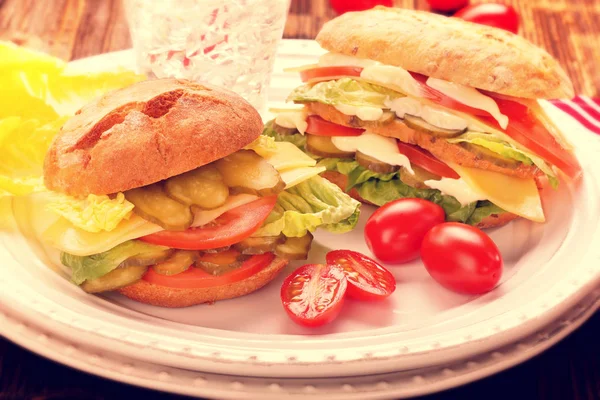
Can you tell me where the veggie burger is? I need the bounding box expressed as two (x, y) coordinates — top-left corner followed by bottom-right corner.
(265, 6), (582, 228)
(41, 78), (360, 307)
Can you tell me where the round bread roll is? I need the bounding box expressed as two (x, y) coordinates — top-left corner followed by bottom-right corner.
(321, 170), (517, 229)
(316, 6), (573, 99)
(44, 78), (264, 196)
(118, 256), (288, 308)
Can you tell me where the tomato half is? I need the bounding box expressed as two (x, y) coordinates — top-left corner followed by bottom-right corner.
(364, 198), (446, 264)
(143, 253), (275, 289)
(300, 66), (362, 83)
(326, 250), (396, 301)
(427, 0), (469, 12)
(305, 115), (364, 136)
(420, 222), (503, 294)
(140, 196), (277, 250)
(280, 263), (347, 327)
(453, 4), (519, 34)
(397, 142), (460, 179)
(329, 0), (394, 15)
(478, 95), (582, 180)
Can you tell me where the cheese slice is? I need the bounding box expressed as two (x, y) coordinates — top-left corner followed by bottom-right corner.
(264, 142), (316, 171)
(279, 166), (326, 189)
(42, 194), (259, 256)
(450, 163), (545, 222)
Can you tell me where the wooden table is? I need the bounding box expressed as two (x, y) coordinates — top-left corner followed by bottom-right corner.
(0, 1), (599, 399)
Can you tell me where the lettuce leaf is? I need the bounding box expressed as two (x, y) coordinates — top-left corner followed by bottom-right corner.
(448, 132), (559, 189)
(253, 175), (361, 237)
(262, 119), (307, 150)
(321, 158), (506, 225)
(46, 192), (135, 233)
(287, 78), (403, 108)
(61, 240), (168, 285)
(244, 134), (278, 158)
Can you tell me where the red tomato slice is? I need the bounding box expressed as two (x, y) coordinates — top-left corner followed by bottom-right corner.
(143, 253), (275, 289)
(140, 196), (277, 250)
(397, 142), (460, 179)
(326, 250), (396, 301)
(306, 115), (364, 136)
(477, 95), (582, 180)
(300, 66), (363, 83)
(280, 263), (347, 327)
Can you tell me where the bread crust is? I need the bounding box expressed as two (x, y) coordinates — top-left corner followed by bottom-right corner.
(316, 6), (573, 99)
(321, 170), (517, 229)
(118, 256), (288, 308)
(306, 103), (540, 179)
(44, 79), (264, 196)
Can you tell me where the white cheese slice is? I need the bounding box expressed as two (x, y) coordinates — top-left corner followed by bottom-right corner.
(263, 141), (316, 171)
(274, 109), (308, 134)
(279, 166), (326, 188)
(423, 178), (486, 206)
(334, 104), (383, 121)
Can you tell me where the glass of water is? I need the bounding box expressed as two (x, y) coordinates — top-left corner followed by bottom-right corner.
(124, 0), (291, 114)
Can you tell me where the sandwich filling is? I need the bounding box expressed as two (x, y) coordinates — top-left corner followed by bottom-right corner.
(38, 135), (360, 293)
(265, 51), (582, 224)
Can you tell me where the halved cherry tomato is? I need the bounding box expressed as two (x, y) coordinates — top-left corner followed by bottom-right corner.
(477, 95), (582, 180)
(143, 253), (275, 289)
(299, 66), (363, 83)
(140, 196), (277, 250)
(326, 250), (395, 301)
(305, 115), (364, 137)
(328, 0), (393, 15)
(397, 142), (460, 179)
(453, 3), (519, 34)
(427, 0), (469, 12)
(421, 223), (503, 294)
(196, 249), (241, 265)
(364, 198), (446, 264)
(280, 263), (347, 327)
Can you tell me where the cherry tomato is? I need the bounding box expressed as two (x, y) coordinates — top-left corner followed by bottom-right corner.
(326, 250), (396, 301)
(143, 253), (275, 289)
(453, 3), (520, 34)
(140, 196), (277, 250)
(280, 263), (347, 327)
(396, 142), (460, 179)
(427, 0), (469, 12)
(364, 198), (446, 264)
(420, 222), (503, 294)
(305, 115), (365, 137)
(300, 66), (363, 83)
(328, 0), (394, 15)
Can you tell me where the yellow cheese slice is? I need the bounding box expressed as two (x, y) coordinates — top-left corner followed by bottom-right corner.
(42, 194), (259, 256)
(450, 163), (545, 223)
(279, 166), (326, 189)
(264, 141), (316, 171)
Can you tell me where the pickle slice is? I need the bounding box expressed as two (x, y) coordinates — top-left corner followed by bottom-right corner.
(81, 265), (148, 293)
(120, 248), (174, 268)
(164, 164), (229, 209)
(460, 143), (521, 168)
(275, 233), (313, 260)
(356, 151), (399, 174)
(125, 183), (193, 231)
(348, 111), (395, 128)
(195, 249), (247, 276)
(306, 134), (355, 158)
(273, 123), (298, 135)
(233, 235), (285, 255)
(403, 114), (465, 138)
(215, 150), (285, 196)
(195, 261), (244, 276)
(152, 251), (196, 276)
(400, 165), (441, 189)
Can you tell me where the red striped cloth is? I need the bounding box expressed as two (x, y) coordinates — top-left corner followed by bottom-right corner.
(550, 96), (600, 136)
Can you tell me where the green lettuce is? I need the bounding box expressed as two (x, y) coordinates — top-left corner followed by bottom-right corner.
(253, 175), (361, 237)
(287, 78), (403, 108)
(447, 132), (559, 189)
(61, 240), (168, 285)
(262, 119), (307, 150)
(320, 158), (506, 225)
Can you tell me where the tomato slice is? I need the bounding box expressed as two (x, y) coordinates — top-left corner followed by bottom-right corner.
(397, 142), (460, 179)
(306, 115), (364, 137)
(299, 66), (362, 83)
(143, 253), (275, 289)
(140, 196), (277, 250)
(326, 250), (396, 301)
(280, 263), (347, 327)
(478, 95), (582, 180)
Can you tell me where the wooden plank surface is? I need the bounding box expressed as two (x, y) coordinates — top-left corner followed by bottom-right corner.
(0, 0), (598, 96)
(0, 1), (599, 400)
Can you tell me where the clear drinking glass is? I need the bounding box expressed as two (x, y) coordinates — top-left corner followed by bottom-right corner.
(124, 0), (291, 113)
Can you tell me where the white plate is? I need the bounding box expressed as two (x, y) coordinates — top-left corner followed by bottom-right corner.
(1, 39), (600, 384)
